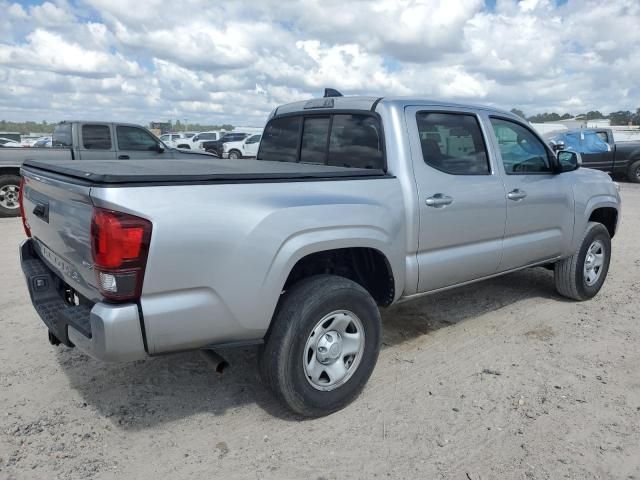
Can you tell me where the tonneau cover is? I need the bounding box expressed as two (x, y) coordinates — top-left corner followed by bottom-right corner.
(22, 158), (387, 184)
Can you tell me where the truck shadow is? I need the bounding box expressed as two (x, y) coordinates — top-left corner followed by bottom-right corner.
(57, 267), (562, 425)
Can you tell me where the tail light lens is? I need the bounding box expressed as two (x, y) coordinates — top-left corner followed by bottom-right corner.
(91, 208), (152, 301)
(19, 177), (31, 238)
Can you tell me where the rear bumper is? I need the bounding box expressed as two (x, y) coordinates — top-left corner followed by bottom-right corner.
(20, 239), (147, 362)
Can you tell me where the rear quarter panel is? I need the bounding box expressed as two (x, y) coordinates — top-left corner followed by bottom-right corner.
(90, 178), (406, 354)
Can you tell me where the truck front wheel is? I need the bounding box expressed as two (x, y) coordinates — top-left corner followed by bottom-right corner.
(554, 221), (611, 300)
(0, 174), (21, 217)
(627, 159), (640, 183)
(260, 275), (381, 417)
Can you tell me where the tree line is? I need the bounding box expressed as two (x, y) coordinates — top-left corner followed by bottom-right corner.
(510, 108), (640, 126)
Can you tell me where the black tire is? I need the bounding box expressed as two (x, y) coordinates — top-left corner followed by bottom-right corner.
(554, 221), (611, 300)
(0, 174), (21, 217)
(627, 159), (640, 183)
(260, 274), (381, 417)
(228, 150), (241, 159)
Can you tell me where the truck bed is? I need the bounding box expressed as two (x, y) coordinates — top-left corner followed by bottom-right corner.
(22, 158), (388, 185)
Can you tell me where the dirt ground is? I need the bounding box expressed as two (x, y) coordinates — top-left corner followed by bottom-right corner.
(1, 184), (639, 480)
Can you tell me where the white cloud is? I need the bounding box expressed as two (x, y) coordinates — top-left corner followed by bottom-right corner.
(0, 0), (639, 125)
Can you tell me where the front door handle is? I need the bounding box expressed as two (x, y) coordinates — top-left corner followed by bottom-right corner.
(425, 194), (453, 207)
(118, 155), (130, 160)
(507, 189), (527, 201)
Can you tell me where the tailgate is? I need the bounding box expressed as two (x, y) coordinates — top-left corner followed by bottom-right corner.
(21, 170), (100, 302)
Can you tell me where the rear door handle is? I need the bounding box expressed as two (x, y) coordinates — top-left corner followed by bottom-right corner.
(425, 194), (453, 207)
(507, 189), (527, 201)
(118, 155), (130, 160)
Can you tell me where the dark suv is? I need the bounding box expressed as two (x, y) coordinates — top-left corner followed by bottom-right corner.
(202, 132), (250, 157)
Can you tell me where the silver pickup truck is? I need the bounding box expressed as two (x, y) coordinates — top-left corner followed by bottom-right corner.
(0, 121), (210, 217)
(19, 95), (621, 417)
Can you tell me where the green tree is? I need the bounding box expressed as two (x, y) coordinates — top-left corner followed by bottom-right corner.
(609, 111), (633, 126)
(510, 108), (526, 119)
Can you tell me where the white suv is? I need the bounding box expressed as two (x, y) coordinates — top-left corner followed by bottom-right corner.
(188, 131), (225, 150)
(159, 132), (197, 149)
(222, 134), (262, 159)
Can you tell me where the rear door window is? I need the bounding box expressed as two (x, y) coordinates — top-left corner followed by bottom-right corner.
(82, 124), (111, 150)
(416, 112), (490, 175)
(258, 116), (302, 162)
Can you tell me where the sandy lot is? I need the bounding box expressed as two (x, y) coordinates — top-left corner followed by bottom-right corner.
(1, 184), (639, 480)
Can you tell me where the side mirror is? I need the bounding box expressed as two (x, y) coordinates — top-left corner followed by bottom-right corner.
(551, 140), (565, 152)
(557, 150), (581, 172)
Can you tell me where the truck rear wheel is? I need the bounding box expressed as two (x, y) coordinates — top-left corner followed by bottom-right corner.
(260, 274), (381, 417)
(554, 221), (611, 300)
(0, 174), (21, 217)
(627, 160), (640, 183)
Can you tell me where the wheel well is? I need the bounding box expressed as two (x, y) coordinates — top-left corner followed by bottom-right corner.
(589, 207), (618, 238)
(284, 248), (395, 306)
(0, 167), (21, 178)
(229, 149), (242, 156)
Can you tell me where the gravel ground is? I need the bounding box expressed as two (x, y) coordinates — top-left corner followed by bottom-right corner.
(1, 183), (639, 480)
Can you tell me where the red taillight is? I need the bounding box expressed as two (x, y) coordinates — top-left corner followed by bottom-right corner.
(91, 208), (152, 301)
(18, 177), (31, 237)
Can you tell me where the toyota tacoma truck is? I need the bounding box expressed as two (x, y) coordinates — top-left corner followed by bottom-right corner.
(0, 121), (211, 217)
(19, 94), (620, 417)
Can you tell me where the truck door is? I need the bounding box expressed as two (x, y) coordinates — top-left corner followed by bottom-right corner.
(115, 125), (166, 160)
(243, 134), (261, 157)
(486, 116), (574, 271)
(405, 106), (507, 292)
(77, 123), (117, 160)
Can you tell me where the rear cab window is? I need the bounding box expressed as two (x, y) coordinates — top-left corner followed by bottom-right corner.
(52, 123), (72, 148)
(257, 112), (385, 170)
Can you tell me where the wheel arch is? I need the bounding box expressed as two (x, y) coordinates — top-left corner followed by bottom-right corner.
(267, 231), (402, 309)
(588, 206), (618, 238)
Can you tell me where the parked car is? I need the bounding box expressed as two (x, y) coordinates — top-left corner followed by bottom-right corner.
(222, 134), (261, 158)
(0, 137), (21, 147)
(18, 94), (620, 417)
(202, 132), (251, 157)
(547, 128), (640, 182)
(158, 132), (195, 149)
(186, 131), (226, 150)
(0, 121), (211, 216)
(0, 132), (21, 143)
(32, 136), (52, 148)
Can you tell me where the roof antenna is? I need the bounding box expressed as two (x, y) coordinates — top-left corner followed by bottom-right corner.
(324, 88), (343, 98)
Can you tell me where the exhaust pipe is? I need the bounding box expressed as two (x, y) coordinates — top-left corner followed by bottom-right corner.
(200, 349), (229, 374)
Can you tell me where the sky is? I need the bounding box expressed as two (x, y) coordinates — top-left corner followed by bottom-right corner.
(0, 0), (639, 126)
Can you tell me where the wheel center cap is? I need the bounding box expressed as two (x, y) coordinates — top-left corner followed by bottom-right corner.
(316, 331), (342, 364)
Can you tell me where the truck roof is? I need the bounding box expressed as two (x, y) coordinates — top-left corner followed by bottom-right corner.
(274, 95), (518, 120)
(55, 120), (152, 129)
